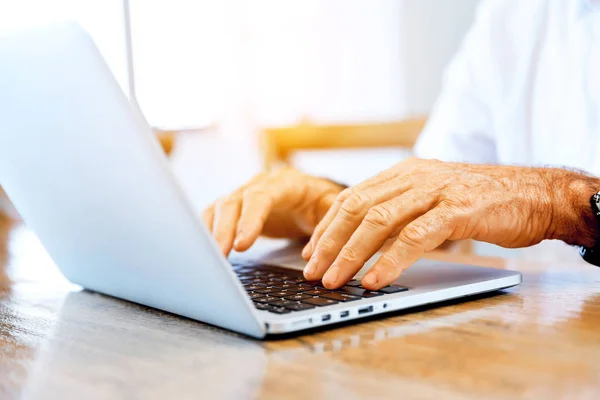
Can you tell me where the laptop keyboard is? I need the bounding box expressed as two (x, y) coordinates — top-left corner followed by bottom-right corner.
(232, 262), (409, 315)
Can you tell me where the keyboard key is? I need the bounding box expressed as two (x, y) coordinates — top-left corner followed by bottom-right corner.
(254, 287), (281, 294)
(255, 302), (270, 311)
(254, 296), (279, 304)
(362, 291), (384, 298)
(379, 285), (409, 294)
(320, 292), (360, 302)
(240, 277), (262, 284)
(284, 277), (307, 284)
(305, 289), (331, 296)
(248, 270), (269, 276)
(261, 285), (283, 290)
(237, 262), (408, 315)
(346, 280), (362, 287)
(266, 305), (291, 314)
(278, 283), (305, 291)
(284, 302), (316, 311)
(268, 290), (297, 298)
(270, 300), (296, 308)
(302, 297), (339, 307)
(244, 283), (266, 291)
(284, 293), (312, 301)
(339, 286), (367, 296)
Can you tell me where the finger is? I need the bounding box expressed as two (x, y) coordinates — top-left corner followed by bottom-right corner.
(323, 190), (437, 288)
(301, 171), (402, 260)
(234, 172), (304, 251)
(233, 191), (273, 251)
(302, 188), (348, 260)
(212, 197), (242, 256)
(301, 162), (423, 261)
(361, 206), (454, 290)
(202, 204), (215, 232)
(304, 177), (414, 281)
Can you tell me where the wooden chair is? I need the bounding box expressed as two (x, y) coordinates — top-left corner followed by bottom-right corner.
(260, 117), (472, 254)
(261, 117), (427, 169)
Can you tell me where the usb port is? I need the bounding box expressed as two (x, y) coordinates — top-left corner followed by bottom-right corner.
(321, 314), (331, 322)
(340, 311), (350, 318)
(358, 306), (373, 315)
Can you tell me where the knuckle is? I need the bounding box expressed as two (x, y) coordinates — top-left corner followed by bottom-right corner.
(364, 205), (395, 229)
(340, 246), (361, 264)
(446, 208), (467, 226)
(437, 203), (466, 225)
(335, 188), (354, 204)
(442, 192), (472, 209)
(315, 236), (336, 254)
(401, 223), (430, 248)
(340, 193), (370, 218)
(441, 207), (472, 238)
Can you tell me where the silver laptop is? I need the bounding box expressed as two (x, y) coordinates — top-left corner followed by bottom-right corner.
(0, 22), (521, 338)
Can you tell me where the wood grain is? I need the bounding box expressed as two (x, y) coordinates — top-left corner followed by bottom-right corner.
(1, 218), (600, 399)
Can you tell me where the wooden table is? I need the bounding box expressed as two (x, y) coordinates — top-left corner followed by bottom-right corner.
(2, 214), (600, 400)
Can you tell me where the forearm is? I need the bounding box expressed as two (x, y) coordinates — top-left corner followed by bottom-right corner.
(545, 169), (600, 248)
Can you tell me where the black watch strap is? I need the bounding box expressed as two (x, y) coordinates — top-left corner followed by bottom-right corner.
(580, 192), (600, 266)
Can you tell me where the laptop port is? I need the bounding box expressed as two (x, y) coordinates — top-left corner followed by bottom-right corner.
(358, 306), (373, 315)
(321, 314), (331, 322)
(340, 310), (350, 318)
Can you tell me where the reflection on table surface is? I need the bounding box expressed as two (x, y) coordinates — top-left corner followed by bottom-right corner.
(2, 216), (600, 399)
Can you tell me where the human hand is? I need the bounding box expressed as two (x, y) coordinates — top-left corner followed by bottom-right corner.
(302, 157), (597, 290)
(203, 168), (345, 255)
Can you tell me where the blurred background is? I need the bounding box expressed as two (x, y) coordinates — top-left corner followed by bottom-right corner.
(0, 0), (478, 200)
(4, 0), (553, 259)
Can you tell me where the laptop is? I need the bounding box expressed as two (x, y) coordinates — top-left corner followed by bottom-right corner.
(0, 22), (521, 338)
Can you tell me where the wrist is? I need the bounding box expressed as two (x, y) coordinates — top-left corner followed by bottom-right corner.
(545, 169), (600, 247)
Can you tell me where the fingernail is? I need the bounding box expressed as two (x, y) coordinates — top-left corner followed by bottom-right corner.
(323, 264), (339, 287)
(302, 241), (313, 258)
(362, 272), (377, 287)
(304, 259), (316, 277)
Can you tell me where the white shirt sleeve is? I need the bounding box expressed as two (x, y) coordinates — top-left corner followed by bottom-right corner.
(413, 0), (500, 164)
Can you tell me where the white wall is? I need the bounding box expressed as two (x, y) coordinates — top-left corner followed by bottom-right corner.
(401, 0), (480, 115)
(0, 0), (129, 99)
(0, 0), (480, 129)
(127, 0), (480, 129)
(240, 0), (481, 126)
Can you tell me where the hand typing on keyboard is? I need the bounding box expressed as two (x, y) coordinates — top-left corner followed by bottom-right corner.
(202, 168), (345, 255)
(205, 158), (589, 291)
(233, 263), (408, 315)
